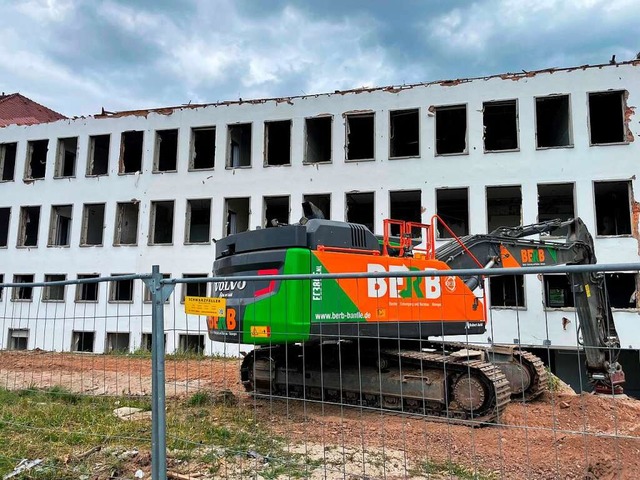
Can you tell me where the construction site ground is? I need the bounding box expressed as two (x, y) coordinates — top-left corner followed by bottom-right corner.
(1, 350), (639, 479)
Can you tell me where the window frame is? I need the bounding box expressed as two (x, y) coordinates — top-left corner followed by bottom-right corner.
(42, 273), (66, 302)
(148, 200), (175, 246)
(11, 274), (35, 302)
(75, 274), (100, 303)
(345, 112), (375, 162)
(185, 198), (212, 245)
(109, 274), (135, 303)
(54, 137), (78, 179)
(189, 126), (216, 171)
(534, 94), (574, 150)
(434, 104), (468, 157)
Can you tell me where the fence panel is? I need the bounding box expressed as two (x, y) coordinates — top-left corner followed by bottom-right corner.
(0, 265), (639, 479)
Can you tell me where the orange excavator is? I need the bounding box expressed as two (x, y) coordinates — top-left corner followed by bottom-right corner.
(208, 205), (624, 423)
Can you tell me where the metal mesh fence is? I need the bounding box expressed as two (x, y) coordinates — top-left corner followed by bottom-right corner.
(0, 266), (639, 479)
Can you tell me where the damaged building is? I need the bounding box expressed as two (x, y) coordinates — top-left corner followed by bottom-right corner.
(0, 62), (639, 393)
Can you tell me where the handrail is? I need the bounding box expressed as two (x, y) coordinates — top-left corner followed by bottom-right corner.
(429, 214), (484, 268)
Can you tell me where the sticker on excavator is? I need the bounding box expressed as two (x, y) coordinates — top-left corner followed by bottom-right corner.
(185, 296), (226, 316)
(250, 326), (271, 338)
(311, 251), (485, 324)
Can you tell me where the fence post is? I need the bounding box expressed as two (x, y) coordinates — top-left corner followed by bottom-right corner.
(144, 265), (174, 480)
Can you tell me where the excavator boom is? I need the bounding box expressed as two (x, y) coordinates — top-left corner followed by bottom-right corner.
(435, 217), (624, 392)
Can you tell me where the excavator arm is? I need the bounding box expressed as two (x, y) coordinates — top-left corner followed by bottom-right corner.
(435, 218), (625, 392)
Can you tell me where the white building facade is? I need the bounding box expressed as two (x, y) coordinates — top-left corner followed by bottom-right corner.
(1, 61), (639, 391)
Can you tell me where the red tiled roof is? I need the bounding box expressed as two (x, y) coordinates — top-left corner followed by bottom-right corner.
(0, 93), (66, 127)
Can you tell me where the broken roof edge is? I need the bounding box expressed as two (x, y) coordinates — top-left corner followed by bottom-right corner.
(90, 59), (640, 120)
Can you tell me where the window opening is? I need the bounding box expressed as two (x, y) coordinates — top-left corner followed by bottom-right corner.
(389, 109), (419, 158)
(346, 113), (374, 161)
(436, 188), (469, 237)
(537, 183), (575, 236)
(304, 116), (332, 163)
(182, 274), (207, 300)
(265, 120), (291, 166)
(9, 329), (29, 350)
(186, 199), (211, 244)
(487, 186), (522, 232)
(435, 105), (467, 155)
(80, 203), (105, 246)
(589, 90), (626, 145)
(0, 207), (9, 247)
(190, 127), (215, 169)
(490, 275), (525, 307)
(483, 100), (518, 151)
(25, 139), (48, 180)
(12, 274), (34, 301)
(76, 274), (99, 302)
(87, 135), (110, 175)
(536, 95), (572, 148)
(605, 273), (637, 309)
(389, 190), (422, 235)
(110, 275), (134, 302)
(543, 275), (574, 308)
(18, 206), (40, 247)
(48, 205), (72, 247)
(43, 274), (65, 302)
(1, 142), (17, 181)
(144, 273), (170, 302)
(72, 331), (95, 352)
(224, 197), (250, 236)
(55, 137), (77, 178)
(141, 333), (167, 352)
(264, 196), (290, 227)
(227, 123), (252, 168)
(149, 201), (174, 245)
(119, 130), (143, 173)
(346, 192), (374, 232)
(303, 194), (331, 220)
(178, 334), (205, 354)
(154, 129), (178, 172)
(114, 202), (139, 245)
(106, 333), (130, 353)
(594, 181), (631, 236)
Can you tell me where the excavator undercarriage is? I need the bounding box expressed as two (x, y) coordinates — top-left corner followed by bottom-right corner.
(240, 341), (512, 425)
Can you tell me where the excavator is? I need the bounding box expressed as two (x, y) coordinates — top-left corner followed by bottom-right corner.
(207, 203), (625, 424)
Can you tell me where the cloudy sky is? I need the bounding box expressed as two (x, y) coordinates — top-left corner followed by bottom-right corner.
(2, 0), (639, 117)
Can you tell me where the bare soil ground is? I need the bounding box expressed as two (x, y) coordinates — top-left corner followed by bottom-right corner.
(2, 350), (639, 479)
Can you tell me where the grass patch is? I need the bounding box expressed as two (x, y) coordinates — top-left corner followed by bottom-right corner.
(44, 385), (82, 404)
(0, 386), (318, 479)
(415, 458), (498, 479)
(547, 367), (561, 392)
(166, 349), (206, 360)
(187, 391), (211, 407)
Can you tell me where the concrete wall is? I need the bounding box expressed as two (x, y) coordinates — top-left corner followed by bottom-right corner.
(0, 62), (639, 355)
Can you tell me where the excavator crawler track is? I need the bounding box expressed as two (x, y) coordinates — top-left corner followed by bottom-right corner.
(433, 342), (548, 401)
(512, 350), (548, 401)
(240, 344), (511, 426)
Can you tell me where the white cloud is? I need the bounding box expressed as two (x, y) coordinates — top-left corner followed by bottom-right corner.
(16, 0), (75, 22)
(98, 1), (164, 34)
(1, 0), (636, 115)
(165, 39), (241, 86)
(126, 1), (394, 95)
(425, 0), (640, 64)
